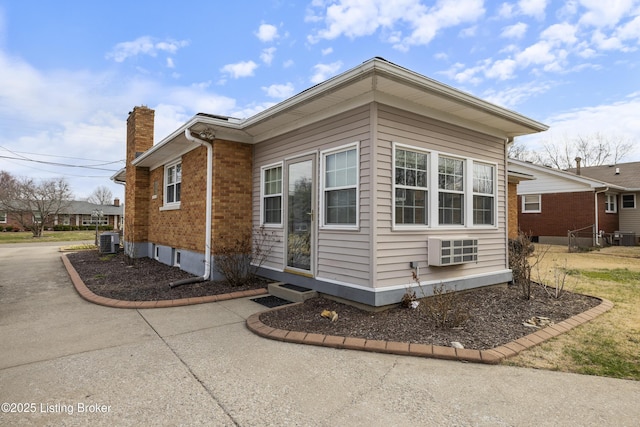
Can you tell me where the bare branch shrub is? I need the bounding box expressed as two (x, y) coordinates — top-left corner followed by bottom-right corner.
(420, 283), (469, 329)
(509, 232), (550, 300)
(215, 226), (274, 286)
(536, 261), (573, 299)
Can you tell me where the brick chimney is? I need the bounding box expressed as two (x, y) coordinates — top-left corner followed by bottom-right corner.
(125, 106), (154, 245)
(113, 197), (120, 207)
(575, 157), (582, 175)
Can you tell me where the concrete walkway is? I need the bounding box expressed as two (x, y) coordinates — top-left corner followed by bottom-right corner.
(1, 243), (639, 426)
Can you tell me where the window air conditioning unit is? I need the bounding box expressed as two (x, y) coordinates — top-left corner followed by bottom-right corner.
(99, 232), (120, 254)
(428, 238), (478, 266)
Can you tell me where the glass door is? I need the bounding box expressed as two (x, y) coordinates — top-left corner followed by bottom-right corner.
(286, 156), (314, 272)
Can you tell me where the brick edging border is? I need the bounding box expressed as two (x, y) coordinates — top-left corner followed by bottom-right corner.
(246, 297), (614, 365)
(61, 253), (268, 309)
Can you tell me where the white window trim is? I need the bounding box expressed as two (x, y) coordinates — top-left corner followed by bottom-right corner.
(163, 158), (182, 209)
(392, 142), (430, 230)
(438, 154), (467, 228)
(0, 212), (6, 224)
(522, 194), (541, 213)
(621, 193), (636, 209)
(605, 193), (617, 213)
(391, 143), (498, 231)
(320, 142), (360, 230)
(173, 249), (181, 267)
(260, 162), (284, 227)
(153, 245), (159, 261)
(471, 161), (497, 227)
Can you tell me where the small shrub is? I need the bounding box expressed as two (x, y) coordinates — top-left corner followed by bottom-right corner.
(214, 226), (275, 286)
(5, 226), (14, 232)
(420, 283), (469, 329)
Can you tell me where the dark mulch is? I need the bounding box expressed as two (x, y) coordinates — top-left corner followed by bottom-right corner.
(66, 250), (268, 301)
(66, 249), (601, 350)
(260, 286), (601, 350)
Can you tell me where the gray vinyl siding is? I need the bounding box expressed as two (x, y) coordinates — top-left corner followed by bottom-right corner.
(619, 191), (640, 236)
(253, 105), (373, 287)
(374, 104), (508, 288)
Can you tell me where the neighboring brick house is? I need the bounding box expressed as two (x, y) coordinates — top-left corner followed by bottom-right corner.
(1, 199), (123, 231)
(510, 159), (638, 246)
(113, 58), (548, 307)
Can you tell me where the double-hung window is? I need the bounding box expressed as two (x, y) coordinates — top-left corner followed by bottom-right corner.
(622, 194), (636, 209)
(438, 157), (465, 225)
(0, 211), (6, 223)
(165, 160), (182, 206)
(522, 194), (541, 213)
(605, 194), (617, 213)
(472, 163), (495, 225)
(394, 147), (428, 226)
(262, 164), (282, 225)
(323, 144), (358, 227)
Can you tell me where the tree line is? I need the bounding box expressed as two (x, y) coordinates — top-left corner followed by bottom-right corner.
(0, 170), (113, 237)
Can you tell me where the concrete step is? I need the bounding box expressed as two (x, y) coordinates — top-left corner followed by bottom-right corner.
(268, 282), (318, 303)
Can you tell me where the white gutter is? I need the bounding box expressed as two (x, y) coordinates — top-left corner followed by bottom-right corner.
(169, 129), (213, 287)
(594, 187), (609, 246)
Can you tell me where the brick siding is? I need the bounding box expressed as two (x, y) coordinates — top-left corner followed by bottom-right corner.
(518, 191), (619, 237)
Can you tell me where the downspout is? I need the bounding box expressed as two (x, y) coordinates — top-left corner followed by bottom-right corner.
(169, 129), (214, 287)
(594, 187), (609, 247)
(505, 137), (513, 271)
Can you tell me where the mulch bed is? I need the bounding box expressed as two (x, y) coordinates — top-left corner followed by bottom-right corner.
(66, 249), (601, 350)
(260, 287), (601, 350)
(66, 250), (267, 301)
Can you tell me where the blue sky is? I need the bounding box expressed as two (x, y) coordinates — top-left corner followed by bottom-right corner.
(1, 0), (639, 200)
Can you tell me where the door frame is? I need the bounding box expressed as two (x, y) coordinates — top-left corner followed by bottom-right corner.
(284, 153), (316, 276)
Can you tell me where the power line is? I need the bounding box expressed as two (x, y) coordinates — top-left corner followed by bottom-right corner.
(0, 147), (125, 165)
(0, 155), (120, 171)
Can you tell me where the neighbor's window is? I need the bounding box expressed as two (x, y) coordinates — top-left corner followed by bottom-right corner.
(262, 164), (282, 225)
(438, 157), (465, 225)
(165, 160), (182, 205)
(605, 194), (617, 213)
(394, 147), (428, 226)
(473, 163), (495, 225)
(522, 194), (541, 213)
(323, 144), (358, 226)
(0, 211), (6, 223)
(622, 194), (636, 209)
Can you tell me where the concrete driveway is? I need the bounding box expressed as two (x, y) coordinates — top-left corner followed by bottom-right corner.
(1, 243), (639, 426)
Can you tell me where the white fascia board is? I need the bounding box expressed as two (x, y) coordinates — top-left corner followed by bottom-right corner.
(371, 60), (549, 134)
(509, 159), (613, 188)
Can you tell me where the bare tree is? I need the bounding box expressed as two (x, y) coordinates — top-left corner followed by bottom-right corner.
(87, 185), (113, 205)
(537, 133), (634, 169)
(508, 140), (537, 162)
(0, 171), (73, 237)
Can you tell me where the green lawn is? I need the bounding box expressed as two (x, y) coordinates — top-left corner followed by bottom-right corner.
(0, 230), (96, 244)
(505, 245), (640, 380)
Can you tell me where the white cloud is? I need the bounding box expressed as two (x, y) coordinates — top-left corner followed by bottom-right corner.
(459, 26), (477, 38)
(501, 22), (528, 39)
(516, 41), (556, 67)
(220, 61), (258, 78)
(485, 58), (518, 80)
(541, 23), (578, 45)
(231, 102), (278, 120)
(497, 2), (515, 19)
(579, 0), (636, 28)
(307, 0), (485, 51)
(482, 80), (554, 108)
(520, 93), (640, 160)
(518, 0), (547, 20)
(106, 36), (189, 62)
(261, 47), (277, 65)
(256, 23), (279, 42)
(166, 58), (175, 68)
(321, 47), (334, 55)
(616, 15), (640, 41)
(262, 82), (295, 99)
(283, 59), (295, 68)
(310, 61), (343, 84)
